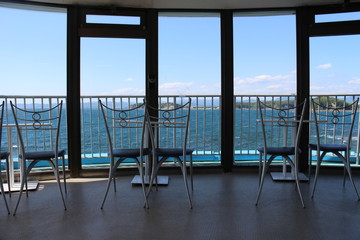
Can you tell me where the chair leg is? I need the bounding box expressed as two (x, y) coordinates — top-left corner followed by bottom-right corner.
(5, 156), (11, 197)
(13, 161), (36, 215)
(344, 161), (360, 200)
(258, 152), (263, 186)
(343, 166), (346, 187)
(62, 155), (67, 194)
(255, 154), (272, 206)
(25, 178), (29, 198)
(49, 160), (67, 211)
(101, 160), (122, 209)
(311, 151), (325, 198)
(113, 175), (117, 192)
(342, 151), (347, 187)
(0, 170), (10, 214)
(294, 171), (305, 208)
(337, 152), (360, 200)
(24, 160), (29, 198)
(146, 156), (166, 199)
(108, 157), (117, 193)
(177, 156), (192, 209)
(146, 159), (161, 198)
(308, 148), (312, 183)
(292, 156), (305, 208)
(190, 154), (193, 192)
(136, 158), (149, 209)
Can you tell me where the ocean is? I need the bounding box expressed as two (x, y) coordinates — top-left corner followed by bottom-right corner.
(2, 107), (359, 169)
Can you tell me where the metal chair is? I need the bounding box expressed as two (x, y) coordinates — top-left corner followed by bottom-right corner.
(146, 98), (194, 208)
(309, 97), (360, 200)
(0, 101), (10, 214)
(10, 100), (67, 215)
(256, 97), (307, 207)
(99, 99), (150, 209)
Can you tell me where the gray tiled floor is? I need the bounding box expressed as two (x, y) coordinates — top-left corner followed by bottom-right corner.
(1, 169), (360, 240)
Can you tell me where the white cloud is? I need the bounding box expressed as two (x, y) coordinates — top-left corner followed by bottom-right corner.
(316, 63), (332, 69)
(234, 74), (292, 84)
(160, 81), (194, 89)
(267, 84), (283, 89)
(310, 86), (325, 90)
(233, 72), (296, 95)
(348, 78), (360, 84)
(125, 78), (134, 81)
(310, 83), (358, 94)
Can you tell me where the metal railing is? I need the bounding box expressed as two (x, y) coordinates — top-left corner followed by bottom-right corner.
(0, 96), (67, 170)
(1, 94), (360, 170)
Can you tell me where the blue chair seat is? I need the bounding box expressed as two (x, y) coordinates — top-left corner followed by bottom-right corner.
(309, 143), (347, 152)
(155, 148), (194, 157)
(0, 151), (10, 159)
(113, 148), (150, 158)
(257, 146), (301, 155)
(23, 149), (66, 160)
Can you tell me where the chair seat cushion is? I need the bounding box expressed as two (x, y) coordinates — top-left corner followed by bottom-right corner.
(257, 146), (299, 155)
(0, 152), (10, 160)
(155, 148), (194, 157)
(113, 148), (150, 158)
(309, 143), (347, 152)
(23, 149), (66, 160)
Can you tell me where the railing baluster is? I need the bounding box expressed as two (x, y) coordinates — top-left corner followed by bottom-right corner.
(1, 94), (359, 170)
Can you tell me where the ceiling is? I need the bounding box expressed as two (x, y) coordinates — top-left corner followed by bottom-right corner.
(27, 0), (360, 10)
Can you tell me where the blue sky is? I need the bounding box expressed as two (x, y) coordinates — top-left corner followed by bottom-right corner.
(0, 5), (359, 96)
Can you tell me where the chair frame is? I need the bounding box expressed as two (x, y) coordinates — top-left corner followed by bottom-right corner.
(10, 100), (67, 215)
(256, 97), (307, 207)
(0, 101), (10, 214)
(145, 98), (193, 208)
(99, 99), (149, 209)
(309, 97), (360, 200)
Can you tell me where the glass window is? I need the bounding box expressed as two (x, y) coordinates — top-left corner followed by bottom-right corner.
(0, 6), (67, 95)
(86, 14), (141, 25)
(310, 35), (360, 165)
(233, 13), (296, 163)
(0, 5), (67, 171)
(315, 11), (360, 23)
(80, 38), (145, 167)
(233, 13), (296, 95)
(159, 13), (221, 164)
(310, 35), (360, 95)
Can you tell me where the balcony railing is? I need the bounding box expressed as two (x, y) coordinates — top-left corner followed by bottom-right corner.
(1, 94), (360, 171)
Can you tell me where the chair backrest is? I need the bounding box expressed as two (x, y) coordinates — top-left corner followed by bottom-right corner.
(146, 98), (191, 150)
(311, 97), (359, 151)
(10, 101), (63, 156)
(257, 97), (307, 152)
(99, 99), (147, 153)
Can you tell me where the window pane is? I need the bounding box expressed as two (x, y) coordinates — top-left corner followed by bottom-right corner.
(81, 38), (145, 95)
(0, 6), (66, 95)
(159, 13), (221, 163)
(159, 13), (221, 95)
(233, 13), (296, 162)
(80, 38), (145, 167)
(310, 35), (360, 94)
(233, 14), (296, 95)
(86, 14), (140, 25)
(315, 11), (360, 23)
(0, 5), (67, 171)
